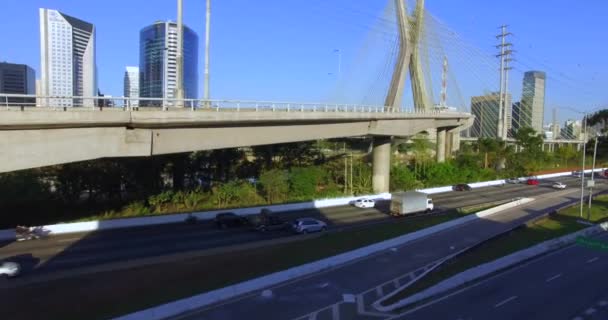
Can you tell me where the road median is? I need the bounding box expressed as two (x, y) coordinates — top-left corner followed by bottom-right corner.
(374, 195), (608, 312)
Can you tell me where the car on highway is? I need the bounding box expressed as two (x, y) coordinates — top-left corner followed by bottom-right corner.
(0, 261), (20, 278)
(527, 178), (540, 185)
(452, 184), (472, 191)
(214, 212), (250, 229)
(249, 209), (290, 232)
(353, 198), (375, 208)
(292, 218), (327, 234)
(505, 178), (521, 184)
(572, 170), (583, 177)
(552, 182), (567, 189)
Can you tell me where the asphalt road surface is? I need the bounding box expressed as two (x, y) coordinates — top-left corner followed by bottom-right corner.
(167, 179), (605, 320)
(0, 176), (589, 276)
(395, 232), (608, 320)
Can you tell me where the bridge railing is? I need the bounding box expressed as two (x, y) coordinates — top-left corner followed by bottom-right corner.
(0, 94), (461, 115)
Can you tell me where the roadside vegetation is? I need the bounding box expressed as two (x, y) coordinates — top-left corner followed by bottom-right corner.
(0, 123), (605, 228)
(381, 195), (608, 306)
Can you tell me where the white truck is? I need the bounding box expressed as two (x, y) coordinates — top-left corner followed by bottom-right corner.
(390, 191), (434, 216)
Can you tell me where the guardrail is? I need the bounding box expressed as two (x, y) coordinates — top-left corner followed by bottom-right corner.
(0, 94), (464, 115)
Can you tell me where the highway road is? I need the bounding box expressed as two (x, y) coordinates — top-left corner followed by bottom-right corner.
(394, 233), (608, 320)
(0, 175), (588, 277)
(167, 178), (607, 320)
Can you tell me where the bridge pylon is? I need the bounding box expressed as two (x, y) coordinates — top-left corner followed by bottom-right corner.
(373, 0), (431, 194)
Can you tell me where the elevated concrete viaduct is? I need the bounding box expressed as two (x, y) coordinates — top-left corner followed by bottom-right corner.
(0, 109), (473, 193)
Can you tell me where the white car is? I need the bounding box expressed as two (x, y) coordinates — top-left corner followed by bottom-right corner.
(354, 198), (375, 208)
(0, 262), (20, 278)
(552, 182), (567, 189)
(505, 178), (521, 184)
(292, 218), (327, 234)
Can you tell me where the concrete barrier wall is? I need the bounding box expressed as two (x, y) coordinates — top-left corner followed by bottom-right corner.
(112, 197), (534, 320)
(376, 221), (608, 312)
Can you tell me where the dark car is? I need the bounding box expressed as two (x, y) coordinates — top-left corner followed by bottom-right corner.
(248, 209), (290, 232)
(214, 212), (249, 229)
(452, 184), (472, 191)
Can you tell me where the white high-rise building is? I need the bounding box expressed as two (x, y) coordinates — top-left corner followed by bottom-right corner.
(40, 8), (97, 107)
(123, 66), (139, 107)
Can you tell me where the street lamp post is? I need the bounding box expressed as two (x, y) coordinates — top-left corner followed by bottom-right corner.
(579, 114), (587, 218)
(587, 133), (599, 220)
(203, 0), (211, 108)
(333, 49), (342, 78)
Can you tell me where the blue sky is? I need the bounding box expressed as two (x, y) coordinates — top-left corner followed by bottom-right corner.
(1, 0), (606, 123)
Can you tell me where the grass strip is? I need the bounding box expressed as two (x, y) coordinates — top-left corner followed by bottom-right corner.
(381, 195), (608, 307)
(0, 203), (494, 320)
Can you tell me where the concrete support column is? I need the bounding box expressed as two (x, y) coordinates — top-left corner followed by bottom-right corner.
(437, 129), (446, 163)
(372, 136), (392, 194)
(445, 132), (453, 158)
(451, 131), (460, 153)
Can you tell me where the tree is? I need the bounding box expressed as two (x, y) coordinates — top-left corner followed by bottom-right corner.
(213, 181), (241, 208)
(289, 167), (326, 200)
(351, 161), (373, 195)
(405, 135), (434, 176)
(390, 165), (422, 191)
(555, 145), (578, 166)
(477, 138), (498, 169)
(259, 169), (290, 203)
(514, 127), (543, 153)
(252, 142), (320, 171)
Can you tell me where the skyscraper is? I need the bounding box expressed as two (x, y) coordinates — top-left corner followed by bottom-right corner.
(519, 71), (546, 133)
(123, 66), (139, 107)
(511, 101), (521, 132)
(39, 8), (97, 107)
(0, 62), (36, 105)
(139, 21), (198, 107)
(470, 92), (511, 138)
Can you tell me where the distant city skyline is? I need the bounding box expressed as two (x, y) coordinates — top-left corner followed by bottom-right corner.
(0, 0), (605, 121)
(0, 62), (36, 105)
(123, 66), (139, 107)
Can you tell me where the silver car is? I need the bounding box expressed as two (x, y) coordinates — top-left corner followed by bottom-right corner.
(0, 262), (20, 278)
(292, 218), (327, 234)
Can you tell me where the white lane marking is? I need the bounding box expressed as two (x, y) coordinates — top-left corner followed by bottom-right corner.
(376, 286), (383, 298)
(261, 290), (273, 298)
(343, 294), (356, 303)
(585, 308), (596, 315)
(357, 294), (365, 314)
(58, 238), (79, 243)
(392, 244), (578, 318)
(545, 273), (562, 282)
(331, 304), (340, 320)
(494, 296), (518, 308)
(599, 300), (608, 307)
(587, 257), (599, 263)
